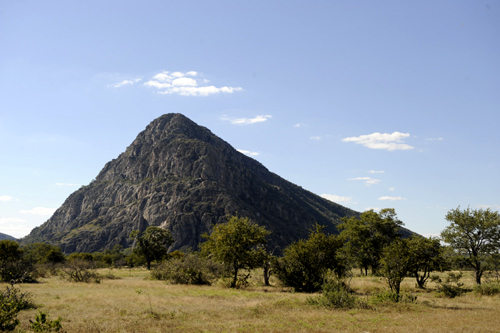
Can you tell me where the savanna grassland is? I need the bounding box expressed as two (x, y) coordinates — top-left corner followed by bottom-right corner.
(5, 269), (500, 333)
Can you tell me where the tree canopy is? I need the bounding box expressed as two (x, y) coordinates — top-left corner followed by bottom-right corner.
(441, 206), (500, 284)
(201, 215), (270, 288)
(131, 226), (174, 270)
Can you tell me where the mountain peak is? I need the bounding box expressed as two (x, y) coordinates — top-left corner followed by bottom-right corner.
(22, 113), (358, 253)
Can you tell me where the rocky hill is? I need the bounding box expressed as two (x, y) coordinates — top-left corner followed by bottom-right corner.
(22, 113), (360, 253)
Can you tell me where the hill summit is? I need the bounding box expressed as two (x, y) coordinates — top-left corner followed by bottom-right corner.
(22, 113), (358, 253)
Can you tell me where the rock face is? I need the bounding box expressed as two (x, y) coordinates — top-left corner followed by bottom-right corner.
(22, 113), (359, 253)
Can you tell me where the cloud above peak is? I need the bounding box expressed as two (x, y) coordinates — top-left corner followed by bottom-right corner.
(144, 71), (242, 96)
(342, 132), (414, 151)
(222, 115), (272, 125)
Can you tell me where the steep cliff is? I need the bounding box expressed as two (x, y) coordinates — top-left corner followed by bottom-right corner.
(22, 113), (359, 253)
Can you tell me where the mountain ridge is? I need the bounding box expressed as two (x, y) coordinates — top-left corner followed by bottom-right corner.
(22, 113), (360, 253)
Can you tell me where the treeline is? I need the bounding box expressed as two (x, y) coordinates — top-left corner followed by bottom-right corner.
(2, 206), (499, 293)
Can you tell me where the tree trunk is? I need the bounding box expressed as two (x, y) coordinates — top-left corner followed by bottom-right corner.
(231, 263), (238, 288)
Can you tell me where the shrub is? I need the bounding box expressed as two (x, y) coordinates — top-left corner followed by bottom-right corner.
(60, 259), (101, 283)
(433, 272), (467, 298)
(151, 253), (229, 285)
(29, 311), (62, 332)
(307, 277), (366, 309)
(371, 291), (418, 304)
(0, 284), (36, 331)
(473, 282), (500, 296)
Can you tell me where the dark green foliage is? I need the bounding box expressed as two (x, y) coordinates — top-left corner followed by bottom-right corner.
(151, 253), (230, 285)
(307, 277), (364, 309)
(0, 240), (37, 283)
(201, 216), (270, 288)
(338, 209), (403, 275)
(273, 225), (347, 292)
(0, 284), (36, 331)
(441, 207), (500, 284)
(406, 236), (445, 288)
(29, 311), (62, 332)
(60, 259), (101, 283)
(131, 226), (174, 270)
(380, 238), (411, 295)
(433, 272), (467, 298)
(22, 243), (65, 265)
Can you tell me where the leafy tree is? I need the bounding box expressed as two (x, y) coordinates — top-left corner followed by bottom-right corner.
(441, 207), (500, 284)
(130, 226), (174, 270)
(200, 216), (270, 288)
(380, 238), (411, 295)
(0, 240), (36, 283)
(273, 225), (347, 292)
(22, 243), (65, 265)
(407, 236), (444, 288)
(338, 208), (403, 275)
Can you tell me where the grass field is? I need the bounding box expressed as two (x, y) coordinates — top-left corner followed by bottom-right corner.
(4, 269), (500, 332)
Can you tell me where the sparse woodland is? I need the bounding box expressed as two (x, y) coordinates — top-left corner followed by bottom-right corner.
(1, 207), (500, 332)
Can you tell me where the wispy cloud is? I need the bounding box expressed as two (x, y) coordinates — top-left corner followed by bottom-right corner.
(342, 132), (414, 151)
(144, 71), (242, 96)
(0, 195), (14, 202)
(348, 177), (381, 186)
(378, 196), (405, 201)
(222, 115), (272, 125)
(425, 137), (444, 141)
(110, 78), (142, 88)
(294, 123), (302, 128)
(369, 170), (385, 174)
(321, 194), (356, 204)
(20, 207), (56, 216)
(237, 149), (259, 156)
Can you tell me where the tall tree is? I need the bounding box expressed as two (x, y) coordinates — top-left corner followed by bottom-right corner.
(441, 206), (500, 284)
(338, 208), (403, 275)
(201, 216), (270, 288)
(380, 238), (411, 295)
(130, 226), (174, 270)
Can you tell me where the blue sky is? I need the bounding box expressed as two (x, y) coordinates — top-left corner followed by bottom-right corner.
(1, 1), (499, 239)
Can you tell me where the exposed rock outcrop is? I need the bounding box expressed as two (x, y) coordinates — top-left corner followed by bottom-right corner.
(22, 113), (359, 253)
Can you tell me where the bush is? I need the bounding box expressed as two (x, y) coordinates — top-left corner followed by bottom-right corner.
(60, 259), (101, 283)
(29, 311), (62, 332)
(308, 278), (366, 309)
(433, 272), (467, 298)
(151, 253), (229, 285)
(473, 282), (500, 296)
(371, 291), (418, 304)
(0, 284), (36, 331)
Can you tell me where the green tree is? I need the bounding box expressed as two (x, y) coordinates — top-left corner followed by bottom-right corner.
(338, 208), (403, 275)
(200, 216), (270, 288)
(380, 238), (411, 295)
(130, 226), (174, 270)
(441, 207), (500, 284)
(273, 225), (347, 292)
(406, 236), (444, 288)
(22, 243), (65, 265)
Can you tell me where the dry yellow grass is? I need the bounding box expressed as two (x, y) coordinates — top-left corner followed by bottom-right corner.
(4, 269), (500, 332)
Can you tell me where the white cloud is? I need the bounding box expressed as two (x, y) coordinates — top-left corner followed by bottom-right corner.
(294, 123), (302, 128)
(388, 187), (395, 191)
(378, 196), (405, 201)
(222, 115), (272, 125)
(20, 207), (56, 216)
(348, 177), (381, 186)
(144, 71), (242, 96)
(342, 132), (414, 151)
(321, 194), (356, 204)
(56, 183), (79, 186)
(0, 218), (31, 238)
(237, 149), (259, 156)
(310, 136), (322, 140)
(425, 137), (444, 141)
(369, 170), (385, 174)
(0, 195), (14, 202)
(110, 78), (142, 88)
